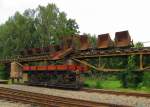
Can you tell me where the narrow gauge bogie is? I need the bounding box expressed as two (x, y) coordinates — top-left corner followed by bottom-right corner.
(97, 33), (114, 49)
(114, 30), (133, 48)
(23, 65), (87, 89)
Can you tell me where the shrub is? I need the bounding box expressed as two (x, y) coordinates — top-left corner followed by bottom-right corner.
(0, 64), (5, 71)
(142, 72), (150, 87)
(95, 81), (102, 89)
(119, 70), (143, 88)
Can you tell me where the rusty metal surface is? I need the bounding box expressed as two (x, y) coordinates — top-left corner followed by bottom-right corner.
(79, 35), (90, 50)
(1, 31), (150, 73)
(2, 47), (150, 63)
(115, 30), (133, 48)
(60, 36), (73, 50)
(51, 48), (73, 60)
(10, 62), (23, 78)
(97, 33), (113, 49)
(21, 45), (61, 57)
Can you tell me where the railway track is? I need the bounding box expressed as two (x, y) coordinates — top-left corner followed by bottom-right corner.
(0, 87), (130, 107)
(1, 47), (150, 64)
(82, 88), (150, 98)
(73, 47), (150, 58)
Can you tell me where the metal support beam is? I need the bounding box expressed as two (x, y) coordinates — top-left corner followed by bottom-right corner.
(72, 58), (126, 72)
(98, 56), (101, 67)
(140, 54), (143, 70)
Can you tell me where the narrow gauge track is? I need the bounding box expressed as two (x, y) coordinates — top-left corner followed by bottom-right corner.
(1, 47), (150, 64)
(73, 47), (150, 59)
(0, 87), (130, 107)
(82, 88), (150, 98)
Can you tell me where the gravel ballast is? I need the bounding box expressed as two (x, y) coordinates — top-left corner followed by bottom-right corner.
(0, 84), (150, 107)
(0, 100), (33, 107)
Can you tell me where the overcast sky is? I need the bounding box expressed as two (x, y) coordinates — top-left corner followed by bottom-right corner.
(1, 0), (150, 46)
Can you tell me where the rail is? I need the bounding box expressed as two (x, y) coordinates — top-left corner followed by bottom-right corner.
(0, 87), (130, 107)
(82, 88), (150, 98)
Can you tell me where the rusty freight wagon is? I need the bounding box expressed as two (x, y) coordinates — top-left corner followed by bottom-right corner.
(79, 35), (91, 50)
(97, 33), (114, 49)
(114, 30), (133, 48)
(23, 65), (88, 89)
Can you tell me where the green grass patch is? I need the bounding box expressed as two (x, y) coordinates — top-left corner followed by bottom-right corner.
(101, 80), (121, 89)
(84, 78), (150, 93)
(84, 78), (121, 89)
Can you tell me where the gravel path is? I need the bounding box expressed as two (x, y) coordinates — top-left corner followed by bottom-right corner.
(0, 84), (150, 107)
(0, 100), (34, 107)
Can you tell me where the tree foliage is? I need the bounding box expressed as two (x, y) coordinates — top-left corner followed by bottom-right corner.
(134, 42), (144, 48)
(0, 4), (79, 58)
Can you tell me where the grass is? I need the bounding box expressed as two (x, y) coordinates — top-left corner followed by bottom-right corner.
(84, 77), (150, 93)
(100, 80), (121, 89)
(84, 79), (121, 89)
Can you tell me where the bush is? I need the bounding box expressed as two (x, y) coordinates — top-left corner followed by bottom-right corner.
(95, 81), (102, 89)
(84, 83), (90, 87)
(118, 55), (143, 88)
(0, 64), (5, 71)
(142, 72), (150, 87)
(0, 64), (7, 79)
(119, 70), (143, 88)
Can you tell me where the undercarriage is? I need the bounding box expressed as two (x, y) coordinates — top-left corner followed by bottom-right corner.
(26, 70), (83, 90)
